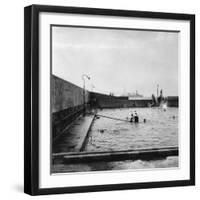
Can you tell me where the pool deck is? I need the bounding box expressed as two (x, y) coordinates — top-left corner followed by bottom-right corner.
(53, 114), (96, 153)
(53, 147), (178, 164)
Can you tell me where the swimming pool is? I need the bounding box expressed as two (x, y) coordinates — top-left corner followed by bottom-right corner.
(52, 107), (179, 173)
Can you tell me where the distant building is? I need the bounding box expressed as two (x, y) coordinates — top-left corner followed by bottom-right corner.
(128, 97), (151, 101)
(117, 96), (129, 100)
(122, 90), (143, 98)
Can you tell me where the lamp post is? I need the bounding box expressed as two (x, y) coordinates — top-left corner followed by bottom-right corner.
(82, 74), (90, 116)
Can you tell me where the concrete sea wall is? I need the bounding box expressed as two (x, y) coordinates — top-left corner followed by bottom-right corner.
(90, 92), (152, 108)
(51, 75), (89, 139)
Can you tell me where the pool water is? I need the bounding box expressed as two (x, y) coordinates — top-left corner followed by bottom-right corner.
(85, 107), (178, 152)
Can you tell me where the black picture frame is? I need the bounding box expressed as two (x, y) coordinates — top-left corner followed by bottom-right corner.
(24, 4), (195, 196)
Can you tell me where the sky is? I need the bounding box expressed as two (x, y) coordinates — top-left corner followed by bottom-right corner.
(52, 26), (179, 97)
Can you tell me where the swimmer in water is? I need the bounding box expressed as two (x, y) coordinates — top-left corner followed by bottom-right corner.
(130, 114), (134, 122)
(134, 112), (139, 123)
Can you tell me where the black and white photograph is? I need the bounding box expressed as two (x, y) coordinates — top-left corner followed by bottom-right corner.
(23, 4), (195, 195)
(51, 25), (179, 173)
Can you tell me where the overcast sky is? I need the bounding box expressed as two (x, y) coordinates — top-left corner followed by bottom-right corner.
(52, 26), (179, 97)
